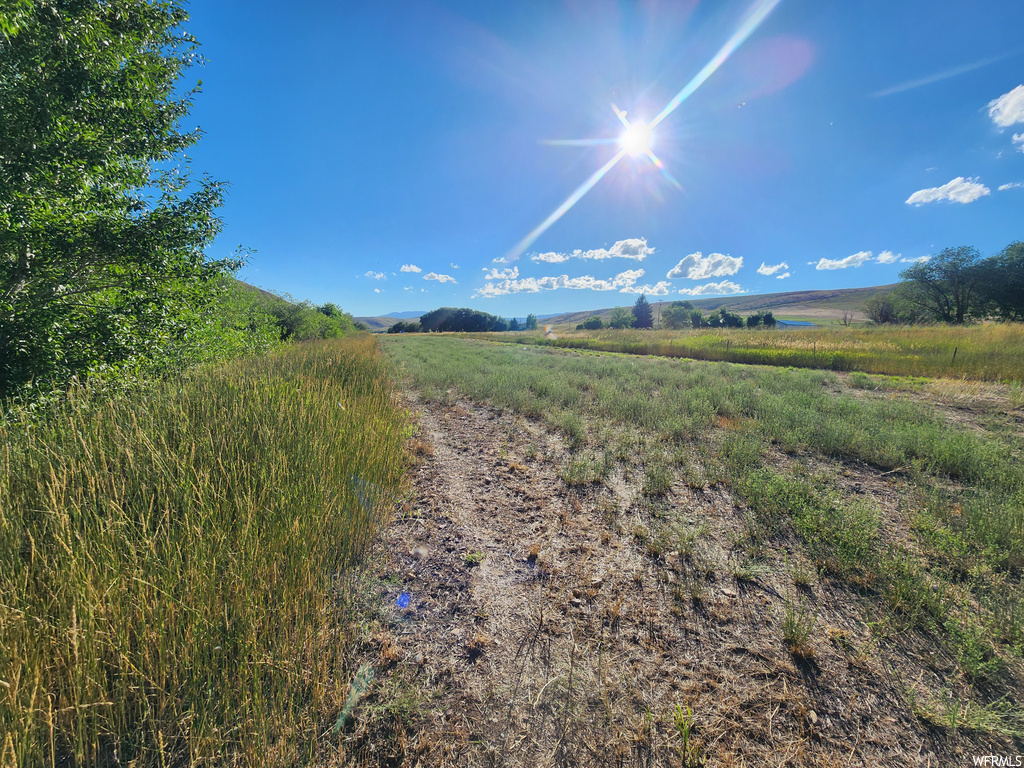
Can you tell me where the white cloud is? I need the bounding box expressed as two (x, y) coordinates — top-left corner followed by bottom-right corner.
(472, 269), (644, 298)
(757, 261), (789, 276)
(667, 252), (743, 280)
(1015, 133), (1024, 152)
(400, 264), (421, 273)
(876, 250), (899, 264)
(999, 181), (1024, 191)
(483, 266), (519, 280)
(901, 255), (931, 264)
(531, 237), (654, 264)
(905, 177), (990, 205)
(450, 263), (460, 269)
(987, 85), (1024, 128)
(424, 272), (457, 284)
(374, 288), (381, 293)
(776, 272), (791, 280)
(365, 271), (386, 280)
(814, 251), (873, 270)
(492, 254), (519, 264)
(620, 281), (671, 296)
(678, 281), (745, 296)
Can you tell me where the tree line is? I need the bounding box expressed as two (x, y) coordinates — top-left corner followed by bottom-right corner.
(387, 308), (539, 333)
(866, 242), (1023, 325)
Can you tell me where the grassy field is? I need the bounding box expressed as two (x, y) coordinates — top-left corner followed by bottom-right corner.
(382, 334), (1024, 756)
(0, 336), (408, 766)
(469, 323), (1024, 382)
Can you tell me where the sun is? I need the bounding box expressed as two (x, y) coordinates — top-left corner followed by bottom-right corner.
(619, 121), (652, 156)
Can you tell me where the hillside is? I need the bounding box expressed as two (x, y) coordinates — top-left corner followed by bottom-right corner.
(357, 284), (897, 332)
(541, 283), (897, 328)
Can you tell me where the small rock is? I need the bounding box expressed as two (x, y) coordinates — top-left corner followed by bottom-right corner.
(722, 588), (737, 598)
(411, 546), (430, 560)
(569, 598), (583, 607)
(808, 710), (818, 725)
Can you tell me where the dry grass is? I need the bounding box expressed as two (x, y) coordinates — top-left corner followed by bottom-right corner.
(0, 336), (408, 766)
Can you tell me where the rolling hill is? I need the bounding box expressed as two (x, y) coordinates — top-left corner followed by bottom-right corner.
(356, 284), (897, 331)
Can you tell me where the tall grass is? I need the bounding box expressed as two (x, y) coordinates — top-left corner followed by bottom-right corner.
(0, 336), (407, 766)
(471, 323), (1024, 382)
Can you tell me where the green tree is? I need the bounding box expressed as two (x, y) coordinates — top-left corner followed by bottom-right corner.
(609, 307), (633, 329)
(509, 316), (520, 331)
(577, 316), (603, 330)
(978, 241), (1024, 321)
(0, 0), (234, 399)
(632, 294), (653, 329)
(662, 301), (693, 329)
(689, 309), (704, 328)
(899, 246), (984, 324)
(745, 313), (762, 328)
(524, 313), (538, 331)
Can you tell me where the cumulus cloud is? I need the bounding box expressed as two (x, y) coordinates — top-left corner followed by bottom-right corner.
(776, 272), (791, 280)
(482, 266), (519, 280)
(876, 251), (899, 264)
(373, 288), (381, 293)
(678, 281), (745, 297)
(492, 254), (519, 264)
(531, 238), (654, 264)
(400, 264), (421, 273)
(905, 177), (990, 205)
(667, 252), (743, 280)
(757, 261), (789, 276)
(365, 271), (386, 280)
(987, 85), (1024, 128)
(813, 251), (873, 270)
(424, 272), (457, 284)
(620, 281), (671, 296)
(901, 255), (931, 264)
(999, 181), (1024, 191)
(1015, 133), (1024, 153)
(472, 269), (645, 298)
(450, 263), (460, 269)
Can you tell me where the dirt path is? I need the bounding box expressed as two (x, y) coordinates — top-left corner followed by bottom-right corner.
(340, 396), (1011, 767)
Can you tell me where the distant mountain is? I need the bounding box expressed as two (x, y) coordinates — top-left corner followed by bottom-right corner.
(385, 310), (428, 319)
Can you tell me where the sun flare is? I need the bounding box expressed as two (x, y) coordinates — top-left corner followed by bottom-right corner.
(620, 122), (652, 156)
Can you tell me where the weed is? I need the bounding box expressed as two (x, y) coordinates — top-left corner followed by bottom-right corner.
(782, 597), (817, 658)
(465, 551), (486, 566)
(673, 704), (703, 766)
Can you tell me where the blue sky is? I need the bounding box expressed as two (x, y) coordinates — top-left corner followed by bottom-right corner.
(186, 0), (1024, 318)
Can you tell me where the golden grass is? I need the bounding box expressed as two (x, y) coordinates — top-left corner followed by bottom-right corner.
(0, 336), (408, 766)
(474, 323), (1024, 382)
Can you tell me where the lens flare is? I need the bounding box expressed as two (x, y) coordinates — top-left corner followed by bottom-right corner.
(505, 0), (784, 262)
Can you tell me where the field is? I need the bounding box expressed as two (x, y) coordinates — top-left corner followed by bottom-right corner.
(348, 333), (1024, 766)
(1, 337), (408, 766)
(4, 330), (1023, 766)
(471, 323), (1024, 382)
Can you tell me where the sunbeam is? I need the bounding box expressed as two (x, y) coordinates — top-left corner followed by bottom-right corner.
(651, 0), (784, 128)
(505, 0), (784, 261)
(503, 148), (627, 262)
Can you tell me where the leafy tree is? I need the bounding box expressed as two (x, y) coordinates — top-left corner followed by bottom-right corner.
(524, 313), (538, 331)
(387, 320), (421, 333)
(632, 294), (653, 329)
(977, 241), (1024, 321)
(745, 313), (762, 328)
(509, 317), (520, 331)
(609, 307), (633, 329)
(760, 310), (776, 328)
(689, 309), (704, 328)
(662, 301), (693, 330)
(1, 0), (235, 398)
(419, 307), (506, 332)
(577, 316), (603, 330)
(899, 246), (984, 324)
(718, 308), (744, 328)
